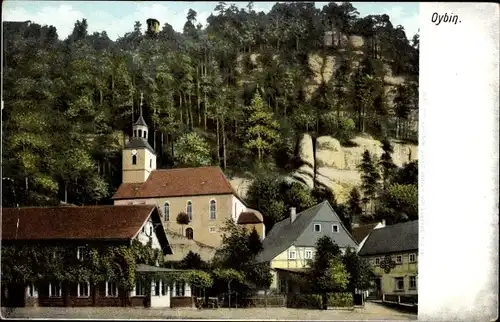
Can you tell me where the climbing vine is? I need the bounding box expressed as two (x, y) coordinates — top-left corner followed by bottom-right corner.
(1, 239), (163, 291)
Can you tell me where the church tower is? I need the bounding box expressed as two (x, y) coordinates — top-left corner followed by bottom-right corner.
(122, 93), (157, 183)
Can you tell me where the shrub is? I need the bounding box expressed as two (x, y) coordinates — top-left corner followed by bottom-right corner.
(286, 294), (322, 309)
(327, 292), (354, 307)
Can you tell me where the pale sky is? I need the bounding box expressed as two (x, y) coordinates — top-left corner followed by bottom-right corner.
(2, 1), (419, 41)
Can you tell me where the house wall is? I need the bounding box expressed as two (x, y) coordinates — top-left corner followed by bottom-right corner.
(270, 245), (348, 270)
(240, 223), (265, 240)
(232, 196), (246, 221)
(136, 218), (162, 250)
(115, 194), (235, 248)
(365, 251), (418, 296)
(122, 147), (156, 183)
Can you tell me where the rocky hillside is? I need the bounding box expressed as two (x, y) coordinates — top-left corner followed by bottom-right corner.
(230, 134), (418, 203)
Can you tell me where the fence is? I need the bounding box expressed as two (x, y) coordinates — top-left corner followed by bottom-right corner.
(382, 294), (418, 307)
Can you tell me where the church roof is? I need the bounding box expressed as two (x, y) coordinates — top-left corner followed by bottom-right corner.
(237, 210), (264, 224)
(134, 114), (148, 126)
(112, 166), (236, 200)
(125, 137), (155, 154)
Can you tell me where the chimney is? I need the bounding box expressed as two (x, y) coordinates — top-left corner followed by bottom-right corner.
(290, 207), (297, 224)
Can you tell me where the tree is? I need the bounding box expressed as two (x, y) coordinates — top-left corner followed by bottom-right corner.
(176, 212), (190, 235)
(377, 183), (418, 224)
(394, 160), (418, 185)
(379, 138), (396, 191)
(346, 187), (363, 223)
(341, 247), (375, 296)
(173, 132), (213, 167)
(243, 91), (281, 165)
(179, 251), (207, 270)
(357, 150), (381, 213)
(309, 236), (349, 310)
(213, 268), (245, 308)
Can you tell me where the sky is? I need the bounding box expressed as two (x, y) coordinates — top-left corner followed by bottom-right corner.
(2, 1), (419, 41)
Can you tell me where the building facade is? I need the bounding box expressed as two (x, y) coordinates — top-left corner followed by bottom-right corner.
(358, 220), (418, 305)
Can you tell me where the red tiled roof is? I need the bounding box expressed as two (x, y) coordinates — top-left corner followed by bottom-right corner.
(351, 223), (378, 244)
(1, 205), (156, 241)
(237, 210), (264, 224)
(112, 166), (235, 200)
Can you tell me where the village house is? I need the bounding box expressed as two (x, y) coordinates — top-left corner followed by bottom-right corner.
(255, 201), (358, 294)
(358, 220), (418, 306)
(112, 100), (264, 261)
(1, 205), (194, 308)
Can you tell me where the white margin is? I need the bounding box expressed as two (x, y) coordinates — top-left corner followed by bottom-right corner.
(419, 3), (499, 321)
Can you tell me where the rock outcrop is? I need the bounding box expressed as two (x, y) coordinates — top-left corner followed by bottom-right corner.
(230, 134), (418, 203)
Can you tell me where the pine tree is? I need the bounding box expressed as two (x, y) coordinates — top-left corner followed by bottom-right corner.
(379, 138), (396, 191)
(357, 150), (381, 213)
(347, 187), (363, 223)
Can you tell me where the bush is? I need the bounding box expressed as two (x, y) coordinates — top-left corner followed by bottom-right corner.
(327, 293), (354, 307)
(286, 294), (322, 309)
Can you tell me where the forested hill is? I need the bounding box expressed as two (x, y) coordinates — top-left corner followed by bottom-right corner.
(2, 2), (419, 209)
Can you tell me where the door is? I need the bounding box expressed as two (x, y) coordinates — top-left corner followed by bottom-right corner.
(374, 278), (382, 299)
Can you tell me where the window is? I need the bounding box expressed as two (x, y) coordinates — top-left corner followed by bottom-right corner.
(288, 250), (296, 259)
(132, 155), (137, 165)
(305, 250), (313, 259)
(77, 282), (90, 297)
(409, 276), (417, 290)
(153, 280), (160, 296)
(396, 255), (402, 264)
(144, 131), (147, 138)
(138, 129), (142, 137)
(161, 281), (169, 296)
(186, 201), (192, 221)
(409, 253), (417, 263)
(314, 224), (321, 232)
(395, 277), (404, 291)
(27, 284), (37, 297)
(150, 159), (152, 168)
(49, 282), (62, 297)
(142, 226), (145, 233)
(135, 279), (147, 296)
(134, 130), (137, 137)
(76, 246), (88, 260)
(375, 258), (380, 265)
(209, 227), (216, 233)
(164, 202), (170, 221)
(209, 200), (216, 220)
(175, 282), (185, 296)
(332, 224), (339, 233)
(149, 225), (153, 236)
(186, 228), (194, 240)
(106, 281), (118, 297)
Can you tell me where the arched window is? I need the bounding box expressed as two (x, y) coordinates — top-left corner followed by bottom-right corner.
(210, 200), (216, 220)
(138, 129), (142, 137)
(144, 131), (147, 138)
(185, 228), (193, 240)
(164, 202), (170, 221)
(132, 155), (137, 165)
(186, 201), (192, 221)
(133, 130), (137, 137)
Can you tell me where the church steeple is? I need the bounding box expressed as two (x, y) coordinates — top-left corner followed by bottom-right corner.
(122, 92), (157, 184)
(133, 93), (148, 139)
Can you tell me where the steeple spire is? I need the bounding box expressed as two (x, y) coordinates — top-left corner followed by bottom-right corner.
(134, 92), (148, 127)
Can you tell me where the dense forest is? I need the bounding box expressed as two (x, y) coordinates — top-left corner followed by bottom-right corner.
(2, 2), (419, 226)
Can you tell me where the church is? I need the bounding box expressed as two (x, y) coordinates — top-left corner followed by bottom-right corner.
(112, 94), (265, 261)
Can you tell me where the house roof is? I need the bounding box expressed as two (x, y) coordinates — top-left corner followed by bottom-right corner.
(1, 205), (156, 241)
(124, 137), (155, 154)
(237, 210), (264, 224)
(358, 220), (418, 256)
(112, 166), (235, 199)
(255, 201), (357, 263)
(351, 223), (379, 244)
